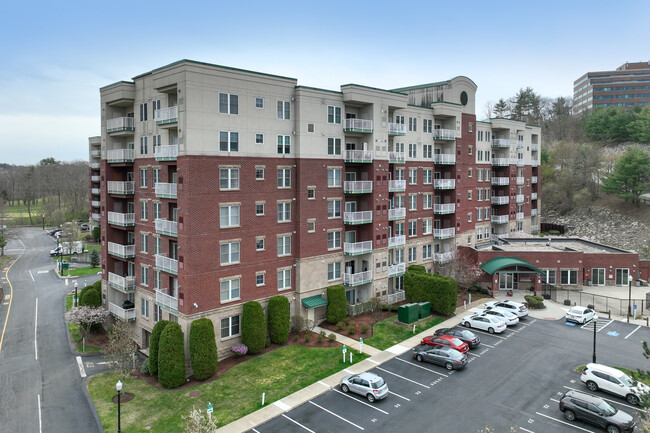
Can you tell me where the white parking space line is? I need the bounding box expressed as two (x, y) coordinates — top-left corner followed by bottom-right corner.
(466, 352), (481, 358)
(37, 394), (42, 433)
(534, 412), (596, 432)
(309, 401), (365, 430)
(519, 427), (535, 433)
(34, 298), (38, 360)
(376, 366), (433, 387)
(395, 358), (448, 377)
(596, 319), (614, 332)
(37, 270), (49, 274)
(252, 428), (261, 433)
(479, 342), (495, 348)
(562, 386), (642, 412)
(625, 325), (641, 339)
(388, 391), (410, 401)
(29, 270), (34, 281)
(332, 389), (390, 414)
(76, 356), (86, 377)
(467, 329), (508, 340)
(549, 398), (560, 403)
(274, 401), (292, 411)
(282, 414), (316, 433)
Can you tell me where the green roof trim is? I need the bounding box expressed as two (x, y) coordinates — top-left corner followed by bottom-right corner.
(301, 295), (329, 309)
(480, 257), (543, 275)
(100, 80), (135, 91)
(132, 59), (298, 82)
(295, 85), (342, 95)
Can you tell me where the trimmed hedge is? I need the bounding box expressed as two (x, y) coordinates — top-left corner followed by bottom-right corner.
(326, 285), (347, 324)
(158, 322), (186, 388)
(408, 265), (427, 274)
(241, 301), (266, 354)
(189, 318), (218, 380)
(404, 270), (458, 316)
(525, 295), (545, 309)
(80, 287), (101, 307)
(148, 320), (170, 376)
(268, 296), (290, 344)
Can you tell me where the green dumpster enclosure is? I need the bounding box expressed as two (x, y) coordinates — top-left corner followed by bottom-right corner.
(398, 303), (419, 324)
(418, 302), (431, 318)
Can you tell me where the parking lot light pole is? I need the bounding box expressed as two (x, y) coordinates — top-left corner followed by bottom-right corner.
(592, 318), (597, 363)
(42, 215), (45, 230)
(74, 281), (78, 307)
(627, 275), (633, 323)
(116, 380), (122, 433)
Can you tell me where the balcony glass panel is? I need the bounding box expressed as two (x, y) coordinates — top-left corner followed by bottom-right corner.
(433, 154), (456, 164)
(108, 211), (135, 227)
(107, 242), (135, 258)
(433, 203), (455, 214)
(343, 240), (373, 256)
(492, 139), (511, 148)
(433, 129), (456, 140)
(388, 123), (406, 135)
(343, 270), (373, 286)
(155, 182), (178, 199)
(108, 302), (136, 321)
(108, 272), (135, 291)
(106, 117), (135, 132)
(434, 179), (455, 189)
(155, 289), (178, 312)
(107, 149), (135, 163)
(344, 181), (373, 194)
(343, 118), (373, 133)
(434, 228), (455, 239)
(388, 235), (405, 248)
(343, 211), (373, 225)
(491, 215), (509, 224)
(389, 152), (405, 164)
(155, 254), (178, 275)
(492, 196), (509, 205)
(434, 252), (455, 264)
(154, 144), (178, 161)
(155, 218), (178, 237)
(107, 181), (135, 195)
(388, 207), (406, 221)
(388, 180), (406, 192)
(344, 150), (373, 163)
(388, 262), (406, 277)
(154, 106), (178, 124)
(491, 177), (509, 186)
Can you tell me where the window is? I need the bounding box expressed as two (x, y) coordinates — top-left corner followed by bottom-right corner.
(220, 167), (239, 189)
(277, 202), (291, 222)
(220, 315), (240, 339)
(328, 262), (341, 281)
(220, 241), (240, 265)
(328, 138), (341, 155)
(477, 189), (483, 201)
(277, 167), (291, 188)
(220, 131), (239, 152)
(477, 169), (483, 181)
(153, 168), (161, 185)
(486, 131), (491, 142)
(328, 168), (341, 187)
(153, 202), (162, 220)
(476, 228), (483, 240)
(408, 143), (417, 158)
(423, 119), (432, 133)
(255, 202), (265, 216)
(561, 270), (578, 285)
(141, 265), (149, 286)
(255, 133), (264, 144)
(153, 269), (161, 290)
(152, 100), (160, 118)
(468, 212), (472, 222)
(468, 145), (473, 155)
(139, 168), (148, 188)
(327, 231), (341, 250)
(140, 298), (149, 318)
(408, 220), (417, 236)
(277, 101), (290, 119)
(408, 246), (417, 263)
(542, 270), (556, 285)
(468, 190), (472, 200)
(140, 201), (148, 220)
(423, 144), (432, 159)
(277, 235), (291, 256)
(255, 166), (265, 180)
(307, 187), (315, 199)
(140, 136), (148, 155)
(422, 244), (432, 259)
(478, 131), (483, 141)
(408, 117), (417, 132)
(423, 219), (432, 234)
(307, 219), (315, 232)
(468, 168), (473, 178)
(307, 123), (314, 133)
(219, 93), (239, 114)
(423, 194), (432, 209)
(139, 103), (147, 121)
(153, 237), (161, 255)
(278, 268), (291, 290)
(220, 204), (240, 228)
(154, 305), (162, 322)
(140, 233), (149, 253)
(220, 278), (240, 302)
(423, 169), (432, 184)
(409, 195), (417, 211)
(255, 97), (264, 109)
(327, 106), (342, 124)
(395, 115), (404, 125)
(327, 199), (341, 218)
(485, 169), (490, 180)
(256, 272), (265, 286)
(277, 135), (290, 154)
(468, 122), (473, 133)
(409, 168), (417, 184)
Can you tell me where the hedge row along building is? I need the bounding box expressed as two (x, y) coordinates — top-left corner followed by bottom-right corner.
(94, 60), (541, 358)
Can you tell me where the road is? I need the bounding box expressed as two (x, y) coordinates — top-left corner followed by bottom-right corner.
(0, 227), (105, 433)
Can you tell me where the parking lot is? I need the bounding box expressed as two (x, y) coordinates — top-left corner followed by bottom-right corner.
(248, 317), (650, 433)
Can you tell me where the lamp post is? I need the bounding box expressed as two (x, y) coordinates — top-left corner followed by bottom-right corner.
(42, 215), (45, 230)
(592, 318), (597, 363)
(74, 281), (78, 307)
(627, 275), (633, 323)
(116, 380), (122, 433)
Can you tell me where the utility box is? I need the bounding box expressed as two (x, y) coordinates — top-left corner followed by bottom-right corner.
(398, 303), (419, 324)
(418, 302), (431, 318)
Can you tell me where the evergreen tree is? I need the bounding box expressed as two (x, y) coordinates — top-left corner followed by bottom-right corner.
(601, 146), (650, 205)
(492, 98), (509, 118)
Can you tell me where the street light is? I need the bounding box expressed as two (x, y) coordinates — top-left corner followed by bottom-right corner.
(627, 275), (633, 323)
(42, 215), (45, 230)
(74, 281), (78, 307)
(592, 318), (597, 363)
(116, 380), (123, 433)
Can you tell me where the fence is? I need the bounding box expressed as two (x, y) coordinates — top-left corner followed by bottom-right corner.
(347, 291), (406, 316)
(542, 285), (646, 317)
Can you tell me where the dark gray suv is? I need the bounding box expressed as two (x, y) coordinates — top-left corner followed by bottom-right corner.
(559, 390), (636, 433)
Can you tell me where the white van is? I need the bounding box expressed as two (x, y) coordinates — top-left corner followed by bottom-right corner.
(581, 363), (650, 405)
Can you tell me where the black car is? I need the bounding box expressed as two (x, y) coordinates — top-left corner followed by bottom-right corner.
(434, 327), (480, 349)
(559, 390), (635, 433)
(413, 345), (468, 370)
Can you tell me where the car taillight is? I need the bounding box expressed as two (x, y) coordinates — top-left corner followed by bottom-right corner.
(373, 389), (378, 393)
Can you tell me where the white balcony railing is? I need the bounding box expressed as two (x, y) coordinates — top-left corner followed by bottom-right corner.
(491, 177), (509, 186)
(492, 196), (509, 205)
(516, 212), (524, 221)
(155, 182), (177, 199)
(155, 254), (178, 275)
(531, 176), (538, 184)
(531, 208), (538, 216)
(531, 160), (539, 167)
(531, 143), (539, 151)
(343, 211), (373, 225)
(388, 180), (406, 192)
(433, 129), (456, 140)
(91, 200), (101, 208)
(516, 194), (525, 203)
(344, 181), (373, 194)
(388, 262), (406, 277)
(433, 153), (456, 164)
(492, 158), (510, 166)
(343, 118), (373, 132)
(516, 177), (525, 185)
(154, 106), (178, 124)
(530, 192), (538, 201)
(106, 117), (135, 132)
(388, 235), (406, 249)
(91, 188), (100, 195)
(155, 218), (178, 237)
(108, 272), (136, 291)
(91, 175), (100, 182)
(154, 144), (178, 161)
(388, 123), (406, 134)
(90, 150), (101, 157)
(343, 270), (373, 286)
(531, 225), (540, 233)
(516, 140), (525, 149)
(491, 215), (509, 224)
(492, 139), (511, 147)
(107, 181), (135, 195)
(389, 152), (405, 163)
(107, 242), (135, 258)
(344, 150), (373, 163)
(108, 302), (136, 320)
(344, 240), (373, 255)
(516, 159), (525, 167)
(108, 212), (135, 226)
(155, 289), (178, 311)
(434, 252), (455, 264)
(434, 228), (456, 239)
(90, 163), (100, 170)
(91, 213), (100, 221)
(388, 207), (406, 220)
(107, 148), (135, 163)
(434, 203), (455, 214)
(434, 179), (455, 189)
(385, 290), (406, 305)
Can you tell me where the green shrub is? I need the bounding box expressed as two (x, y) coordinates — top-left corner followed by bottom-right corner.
(241, 301), (266, 354)
(343, 317), (351, 325)
(158, 322), (186, 388)
(92, 227), (100, 242)
(317, 333), (325, 344)
(336, 321), (345, 331)
(292, 333), (299, 342)
(149, 320), (170, 376)
(290, 315), (304, 333)
(328, 333), (336, 343)
(524, 295), (545, 309)
(140, 358), (149, 375)
(80, 287), (101, 307)
(304, 332), (312, 343)
(404, 269), (458, 316)
(326, 285), (347, 324)
(347, 324), (356, 335)
(390, 305), (399, 311)
(320, 330), (326, 338)
(93, 280), (102, 290)
(78, 285), (93, 304)
(408, 264), (427, 274)
(189, 318), (218, 381)
(360, 324), (370, 334)
(89, 250), (100, 267)
(267, 296), (290, 344)
(534, 295), (543, 302)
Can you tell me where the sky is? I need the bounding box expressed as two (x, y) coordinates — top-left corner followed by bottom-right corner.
(1, 0), (648, 165)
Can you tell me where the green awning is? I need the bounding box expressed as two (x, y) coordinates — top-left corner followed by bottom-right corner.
(301, 295), (329, 309)
(480, 257), (543, 275)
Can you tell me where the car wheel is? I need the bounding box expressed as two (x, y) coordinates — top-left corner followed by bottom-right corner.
(564, 410), (576, 421)
(586, 380), (599, 392)
(488, 327), (495, 334)
(341, 384), (349, 393)
(606, 425), (621, 433)
(445, 362), (453, 371)
(462, 321), (470, 328)
(366, 393), (375, 403)
(416, 354), (423, 362)
(626, 394), (639, 405)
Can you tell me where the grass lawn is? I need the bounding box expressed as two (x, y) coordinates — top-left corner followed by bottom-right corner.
(67, 266), (101, 277)
(5, 199), (45, 218)
(65, 294), (102, 353)
(363, 315), (445, 350)
(89, 345), (370, 432)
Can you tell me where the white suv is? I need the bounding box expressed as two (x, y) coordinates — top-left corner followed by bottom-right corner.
(581, 363), (650, 405)
(485, 300), (528, 318)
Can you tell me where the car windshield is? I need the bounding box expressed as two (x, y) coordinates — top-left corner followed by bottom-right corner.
(371, 379), (385, 388)
(568, 307), (584, 314)
(597, 400), (617, 416)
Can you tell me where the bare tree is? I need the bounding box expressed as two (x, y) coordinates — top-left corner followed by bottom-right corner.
(105, 319), (139, 382)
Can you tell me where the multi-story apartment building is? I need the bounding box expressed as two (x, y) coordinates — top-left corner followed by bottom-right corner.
(88, 136), (102, 230)
(573, 61), (650, 113)
(98, 60), (541, 357)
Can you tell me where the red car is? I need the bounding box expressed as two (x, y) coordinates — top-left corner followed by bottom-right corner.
(420, 335), (469, 353)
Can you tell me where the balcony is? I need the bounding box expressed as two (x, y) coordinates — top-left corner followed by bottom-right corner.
(433, 129), (456, 140)
(492, 196), (509, 205)
(90, 150), (101, 158)
(344, 181), (373, 194)
(516, 212), (524, 221)
(90, 163), (100, 170)
(491, 177), (509, 186)
(388, 262), (406, 277)
(492, 158), (510, 167)
(434, 179), (455, 189)
(155, 254), (178, 275)
(108, 272), (135, 292)
(531, 176), (538, 184)
(433, 154), (456, 164)
(156, 289), (178, 312)
(531, 192), (537, 200)
(91, 175), (100, 182)
(344, 240), (373, 256)
(106, 117), (135, 133)
(531, 225), (540, 233)
(344, 211), (372, 225)
(516, 177), (525, 185)
(531, 160), (539, 167)
(531, 143), (539, 151)
(91, 200), (100, 208)
(434, 227), (455, 239)
(108, 211), (135, 227)
(531, 208), (538, 216)
(91, 188), (100, 195)
(108, 302), (136, 321)
(516, 140), (525, 149)
(491, 215), (509, 224)
(434, 203), (455, 214)
(107, 149), (135, 164)
(154, 144), (178, 161)
(388, 180), (406, 192)
(492, 139), (511, 148)
(388, 235), (406, 249)
(155, 182), (177, 199)
(155, 218), (178, 237)
(388, 123), (406, 135)
(154, 106), (178, 125)
(343, 118), (373, 133)
(388, 207), (406, 221)
(389, 152), (405, 164)
(91, 213), (100, 221)
(344, 150), (373, 163)
(516, 194), (524, 203)
(516, 159), (525, 167)
(107, 181), (134, 195)
(434, 252), (455, 264)
(107, 242), (135, 259)
(343, 270), (373, 286)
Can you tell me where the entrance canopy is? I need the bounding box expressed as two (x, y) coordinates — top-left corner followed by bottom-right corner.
(480, 257), (543, 275)
(301, 295), (329, 309)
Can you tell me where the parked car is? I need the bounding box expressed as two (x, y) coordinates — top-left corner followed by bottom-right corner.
(340, 372), (388, 403)
(413, 345), (468, 370)
(434, 328), (480, 349)
(559, 390), (636, 433)
(49, 228), (62, 237)
(474, 308), (520, 326)
(461, 314), (507, 334)
(485, 300), (528, 318)
(79, 223), (90, 231)
(420, 334), (469, 353)
(581, 363), (650, 405)
(566, 306), (598, 324)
